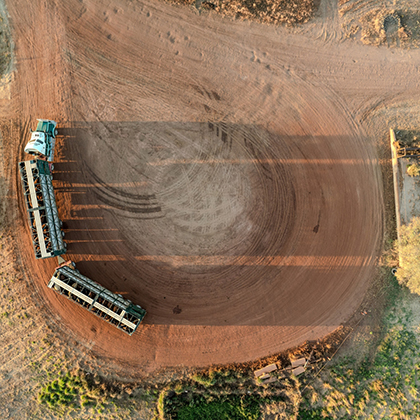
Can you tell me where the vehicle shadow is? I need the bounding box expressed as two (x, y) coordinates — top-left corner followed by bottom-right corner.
(47, 120), (381, 327)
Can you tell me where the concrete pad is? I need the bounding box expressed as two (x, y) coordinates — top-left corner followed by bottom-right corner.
(261, 377), (277, 384)
(292, 366), (305, 376)
(254, 363), (278, 377)
(291, 357), (306, 368)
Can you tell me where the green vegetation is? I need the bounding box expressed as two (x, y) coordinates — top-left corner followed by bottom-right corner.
(176, 396), (260, 420)
(159, 390), (289, 420)
(148, 271), (420, 420)
(299, 277), (420, 419)
(28, 225), (420, 420)
(38, 371), (104, 409)
(34, 362), (149, 419)
(191, 372), (217, 388)
(394, 217), (420, 294)
(191, 369), (241, 387)
(300, 329), (420, 418)
(36, 369), (140, 418)
(154, 366), (301, 420)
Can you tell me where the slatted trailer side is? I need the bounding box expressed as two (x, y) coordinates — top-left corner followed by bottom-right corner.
(48, 263), (146, 335)
(19, 159), (66, 259)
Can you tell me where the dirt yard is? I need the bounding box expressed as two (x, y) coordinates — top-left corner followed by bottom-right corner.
(3, 0), (420, 387)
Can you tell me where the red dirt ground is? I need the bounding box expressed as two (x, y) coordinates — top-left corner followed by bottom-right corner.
(5, 0), (404, 374)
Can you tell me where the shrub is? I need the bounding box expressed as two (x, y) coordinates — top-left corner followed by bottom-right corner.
(176, 397), (260, 420)
(407, 163), (420, 177)
(191, 373), (216, 388)
(37, 371), (115, 412)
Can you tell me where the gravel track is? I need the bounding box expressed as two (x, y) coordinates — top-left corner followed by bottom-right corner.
(4, 0), (399, 373)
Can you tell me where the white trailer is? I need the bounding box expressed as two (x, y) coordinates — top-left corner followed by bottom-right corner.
(48, 261), (146, 335)
(24, 119), (58, 162)
(19, 159), (66, 259)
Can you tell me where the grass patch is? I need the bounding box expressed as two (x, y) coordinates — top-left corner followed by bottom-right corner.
(161, 392), (267, 420)
(191, 372), (217, 388)
(176, 396), (260, 420)
(299, 276), (420, 419)
(156, 369), (301, 420)
(37, 370), (123, 415)
(38, 371), (91, 409)
(191, 369), (241, 388)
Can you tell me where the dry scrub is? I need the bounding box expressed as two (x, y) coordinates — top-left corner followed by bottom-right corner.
(0, 224), (153, 419)
(166, 0), (319, 25)
(340, 0), (420, 47)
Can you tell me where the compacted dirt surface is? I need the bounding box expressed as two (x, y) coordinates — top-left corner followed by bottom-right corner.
(6, 0), (420, 374)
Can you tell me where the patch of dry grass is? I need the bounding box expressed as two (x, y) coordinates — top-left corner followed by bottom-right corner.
(165, 0), (319, 25)
(0, 226), (154, 419)
(299, 279), (420, 419)
(339, 0), (420, 47)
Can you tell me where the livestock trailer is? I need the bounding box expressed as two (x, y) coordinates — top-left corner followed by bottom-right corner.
(19, 159), (66, 259)
(48, 261), (146, 335)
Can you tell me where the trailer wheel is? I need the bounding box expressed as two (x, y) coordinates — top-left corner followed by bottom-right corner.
(61, 231), (65, 238)
(54, 129), (58, 136)
(71, 262), (76, 268)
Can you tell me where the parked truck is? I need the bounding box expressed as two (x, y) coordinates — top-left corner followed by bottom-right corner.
(19, 159), (66, 259)
(24, 119), (58, 162)
(48, 260), (146, 335)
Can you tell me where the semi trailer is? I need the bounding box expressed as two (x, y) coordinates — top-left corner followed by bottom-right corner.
(21, 120), (149, 332)
(19, 159), (66, 259)
(48, 260), (146, 335)
(24, 119), (58, 162)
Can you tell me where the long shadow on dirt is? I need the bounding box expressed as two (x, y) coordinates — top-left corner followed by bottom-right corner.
(48, 121), (380, 327)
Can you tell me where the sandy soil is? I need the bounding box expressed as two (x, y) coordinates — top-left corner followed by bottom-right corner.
(6, 0), (420, 375)
(339, 0), (420, 47)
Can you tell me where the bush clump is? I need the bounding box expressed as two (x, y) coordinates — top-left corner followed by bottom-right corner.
(37, 370), (119, 412)
(407, 163), (420, 177)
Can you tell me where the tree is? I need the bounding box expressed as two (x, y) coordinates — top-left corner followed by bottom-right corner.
(395, 217), (420, 294)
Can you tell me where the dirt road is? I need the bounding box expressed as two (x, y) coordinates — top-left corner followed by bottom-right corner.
(6, 0), (419, 373)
